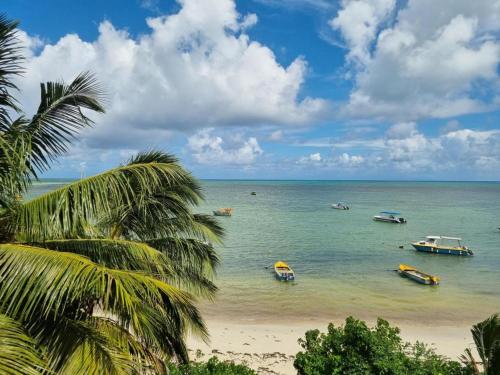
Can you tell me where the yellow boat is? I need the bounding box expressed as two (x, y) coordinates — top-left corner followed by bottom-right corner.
(398, 264), (439, 285)
(213, 208), (233, 216)
(274, 261), (295, 281)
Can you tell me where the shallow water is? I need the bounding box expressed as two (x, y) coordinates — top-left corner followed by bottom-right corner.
(29, 180), (500, 324)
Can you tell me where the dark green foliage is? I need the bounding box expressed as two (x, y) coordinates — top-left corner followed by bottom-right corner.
(294, 317), (471, 375)
(168, 356), (256, 375)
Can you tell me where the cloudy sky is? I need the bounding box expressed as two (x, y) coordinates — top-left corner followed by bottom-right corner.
(6, 0), (500, 180)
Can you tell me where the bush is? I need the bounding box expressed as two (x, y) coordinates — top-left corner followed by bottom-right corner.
(294, 317), (472, 375)
(167, 356), (256, 375)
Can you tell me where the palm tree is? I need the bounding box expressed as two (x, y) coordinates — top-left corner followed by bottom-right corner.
(461, 314), (500, 375)
(0, 14), (222, 374)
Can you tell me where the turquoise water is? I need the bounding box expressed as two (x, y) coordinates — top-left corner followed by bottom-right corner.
(29, 180), (500, 324)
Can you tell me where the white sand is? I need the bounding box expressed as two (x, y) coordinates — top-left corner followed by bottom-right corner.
(188, 319), (475, 375)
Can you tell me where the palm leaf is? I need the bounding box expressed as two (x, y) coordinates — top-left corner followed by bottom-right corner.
(471, 313), (500, 375)
(0, 14), (23, 131)
(24, 71), (105, 173)
(34, 238), (172, 274)
(0, 244), (203, 337)
(0, 313), (46, 375)
(16, 161), (194, 241)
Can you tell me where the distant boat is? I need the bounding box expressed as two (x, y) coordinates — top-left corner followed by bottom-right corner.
(331, 202), (349, 210)
(398, 264), (440, 285)
(412, 236), (473, 256)
(251, 192), (257, 195)
(274, 261), (295, 281)
(213, 208), (233, 216)
(373, 211), (406, 224)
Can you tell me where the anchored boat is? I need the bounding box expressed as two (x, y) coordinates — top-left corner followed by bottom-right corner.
(274, 261), (295, 281)
(398, 264), (440, 285)
(213, 208), (233, 217)
(412, 236), (473, 256)
(373, 211), (406, 224)
(332, 202), (349, 210)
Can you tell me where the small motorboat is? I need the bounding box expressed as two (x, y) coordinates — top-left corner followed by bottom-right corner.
(412, 236), (473, 256)
(331, 202), (349, 210)
(373, 211), (406, 224)
(398, 264), (439, 285)
(251, 192), (257, 195)
(274, 261), (295, 281)
(213, 208), (233, 217)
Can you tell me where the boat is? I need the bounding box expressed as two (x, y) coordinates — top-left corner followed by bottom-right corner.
(274, 261), (295, 281)
(412, 236), (473, 256)
(213, 208), (233, 216)
(373, 211), (406, 223)
(251, 192), (257, 195)
(331, 202), (349, 210)
(398, 264), (439, 285)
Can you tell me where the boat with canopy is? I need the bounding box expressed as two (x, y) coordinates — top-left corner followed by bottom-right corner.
(412, 236), (473, 256)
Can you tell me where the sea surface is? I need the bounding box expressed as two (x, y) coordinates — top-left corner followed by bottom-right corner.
(29, 180), (500, 325)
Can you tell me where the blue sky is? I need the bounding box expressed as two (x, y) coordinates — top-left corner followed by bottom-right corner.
(5, 0), (500, 180)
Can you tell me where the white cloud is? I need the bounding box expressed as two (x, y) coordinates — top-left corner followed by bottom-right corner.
(187, 128), (263, 165)
(330, 0), (396, 65)
(386, 122), (417, 139)
(18, 0), (325, 151)
(268, 130), (284, 141)
(333, 0), (500, 121)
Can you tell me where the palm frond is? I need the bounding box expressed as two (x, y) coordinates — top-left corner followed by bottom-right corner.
(0, 313), (46, 375)
(471, 313), (500, 375)
(35, 238), (172, 274)
(0, 14), (23, 130)
(0, 244), (203, 338)
(24, 72), (105, 172)
(16, 161), (195, 241)
(31, 315), (138, 375)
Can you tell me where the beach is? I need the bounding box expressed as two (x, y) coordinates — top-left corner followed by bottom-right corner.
(188, 319), (475, 375)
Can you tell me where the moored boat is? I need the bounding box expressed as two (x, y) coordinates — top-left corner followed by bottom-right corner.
(412, 236), (473, 256)
(373, 211), (406, 223)
(332, 202), (349, 210)
(274, 261), (295, 281)
(213, 208), (233, 216)
(398, 264), (439, 285)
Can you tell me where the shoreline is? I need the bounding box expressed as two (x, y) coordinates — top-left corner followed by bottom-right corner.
(188, 318), (475, 375)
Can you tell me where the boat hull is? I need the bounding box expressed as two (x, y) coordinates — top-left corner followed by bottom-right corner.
(398, 270), (437, 285)
(373, 216), (406, 224)
(412, 243), (473, 256)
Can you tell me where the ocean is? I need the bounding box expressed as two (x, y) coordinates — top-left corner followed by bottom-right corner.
(29, 180), (500, 325)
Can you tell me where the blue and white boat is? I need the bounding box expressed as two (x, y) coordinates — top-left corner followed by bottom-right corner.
(412, 236), (474, 256)
(373, 211), (406, 224)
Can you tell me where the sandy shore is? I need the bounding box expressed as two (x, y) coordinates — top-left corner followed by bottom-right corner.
(188, 319), (475, 375)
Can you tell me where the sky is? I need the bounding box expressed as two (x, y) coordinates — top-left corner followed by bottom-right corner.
(5, 0), (500, 180)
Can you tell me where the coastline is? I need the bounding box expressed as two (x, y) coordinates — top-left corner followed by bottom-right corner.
(188, 318), (474, 375)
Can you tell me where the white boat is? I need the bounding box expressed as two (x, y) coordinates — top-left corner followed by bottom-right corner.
(373, 211), (406, 224)
(412, 236), (473, 256)
(331, 202), (349, 210)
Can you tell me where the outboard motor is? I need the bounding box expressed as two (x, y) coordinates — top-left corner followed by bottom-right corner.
(399, 217), (406, 223)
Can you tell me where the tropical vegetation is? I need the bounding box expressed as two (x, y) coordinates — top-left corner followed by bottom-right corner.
(294, 316), (473, 375)
(167, 356), (256, 375)
(0, 14), (222, 374)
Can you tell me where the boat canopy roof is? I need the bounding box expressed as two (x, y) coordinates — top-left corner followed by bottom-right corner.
(426, 235), (462, 241)
(380, 211), (401, 215)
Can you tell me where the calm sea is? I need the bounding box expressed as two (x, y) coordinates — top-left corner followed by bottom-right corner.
(29, 180), (500, 325)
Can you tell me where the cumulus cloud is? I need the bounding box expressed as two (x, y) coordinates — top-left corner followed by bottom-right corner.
(330, 0), (396, 65)
(18, 0), (325, 151)
(333, 0), (500, 121)
(187, 128), (263, 165)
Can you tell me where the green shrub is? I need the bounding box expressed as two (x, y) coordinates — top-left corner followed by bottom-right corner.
(294, 317), (472, 375)
(168, 356), (256, 375)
